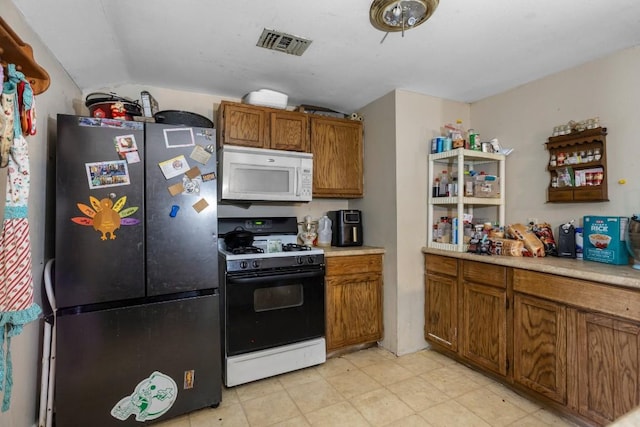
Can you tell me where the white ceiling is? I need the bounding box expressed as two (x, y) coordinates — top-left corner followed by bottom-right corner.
(12, 0), (640, 114)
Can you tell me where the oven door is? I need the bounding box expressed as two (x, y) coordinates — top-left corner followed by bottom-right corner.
(224, 267), (325, 356)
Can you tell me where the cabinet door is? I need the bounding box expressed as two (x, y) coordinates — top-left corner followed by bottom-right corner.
(310, 117), (363, 198)
(513, 294), (567, 404)
(218, 103), (267, 148)
(425, 272), (457, 351)
(461, 282), (507, 376)
(270, 111), (309, 152)
(576, 311), (640, 425)
(325, 272), (383, 352)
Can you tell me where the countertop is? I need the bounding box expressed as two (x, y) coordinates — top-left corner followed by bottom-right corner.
(322, 246), (385, 257)
(422, 247), (640, 290)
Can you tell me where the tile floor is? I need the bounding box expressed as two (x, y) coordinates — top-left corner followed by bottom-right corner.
(156, 347), (579, 427)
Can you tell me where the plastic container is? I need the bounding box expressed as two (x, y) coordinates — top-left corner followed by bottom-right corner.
(317, 215), (332, 247)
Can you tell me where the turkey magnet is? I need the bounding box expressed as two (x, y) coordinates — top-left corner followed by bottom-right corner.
(71, 195), (140, 240)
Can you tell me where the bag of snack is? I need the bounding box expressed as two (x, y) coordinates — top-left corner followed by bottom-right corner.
(490, 237), (524, 256)
(531, 223), (558, 256)
(506, 223), (546, 257)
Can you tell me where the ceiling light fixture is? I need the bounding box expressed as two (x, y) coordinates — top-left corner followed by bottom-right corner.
(370, 0), (439, 42)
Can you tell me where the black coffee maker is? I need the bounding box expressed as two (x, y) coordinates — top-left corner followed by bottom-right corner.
(557, 220), (576, 258)
(328, 210), (363, 247)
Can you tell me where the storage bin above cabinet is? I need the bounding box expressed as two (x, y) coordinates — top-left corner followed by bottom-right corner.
(545, 127), (608, 203)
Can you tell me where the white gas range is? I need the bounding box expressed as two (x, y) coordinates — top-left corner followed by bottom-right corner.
(218, 217), (326, 387)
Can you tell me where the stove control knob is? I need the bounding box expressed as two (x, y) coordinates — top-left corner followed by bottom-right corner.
(240, 261), (248, 269)
(307, 256), (315, 264)
(296, 256), (304, 265)
(252, 260), (260, 269)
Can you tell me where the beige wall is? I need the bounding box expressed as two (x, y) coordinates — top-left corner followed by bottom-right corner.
(358, 90), (469, 355)
(1, 1), (81, 426)
(471, 45), (640, 226)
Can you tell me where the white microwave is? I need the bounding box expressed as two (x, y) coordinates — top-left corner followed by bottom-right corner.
(218, 145), (313, 202)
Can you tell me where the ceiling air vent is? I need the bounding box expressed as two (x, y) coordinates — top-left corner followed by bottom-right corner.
(256, 28), (312, 56)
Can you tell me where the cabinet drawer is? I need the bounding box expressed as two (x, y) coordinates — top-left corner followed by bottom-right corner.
(326, 255), (382, 276)
(425, 254), (457, 277)
(547, 189), (573, 202)
(513, 269), (640, 322)
(573, 187), (607, 201)
(463, 261), (506, 289)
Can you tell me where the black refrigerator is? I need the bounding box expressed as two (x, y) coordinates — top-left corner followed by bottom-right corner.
(52, 114), (221, 426)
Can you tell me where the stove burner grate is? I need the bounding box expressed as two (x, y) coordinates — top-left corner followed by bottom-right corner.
(231, 246), (265, 255)
(282, 243), (312, 252)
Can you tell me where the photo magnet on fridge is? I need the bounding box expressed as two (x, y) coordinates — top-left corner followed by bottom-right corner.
(159, 155), (190, 179)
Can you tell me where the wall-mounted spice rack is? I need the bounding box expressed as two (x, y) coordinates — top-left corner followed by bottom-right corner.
(545, 127), (608, 203)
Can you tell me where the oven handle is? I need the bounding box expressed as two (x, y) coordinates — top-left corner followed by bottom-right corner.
(226, 269), (324, 285)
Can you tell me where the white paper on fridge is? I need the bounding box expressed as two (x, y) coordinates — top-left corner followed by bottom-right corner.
(159, 155), (190, 180)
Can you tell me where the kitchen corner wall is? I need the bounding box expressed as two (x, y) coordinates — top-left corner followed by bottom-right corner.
(1, 1), (81, 426)
(471, 45), (640, 226)
(356, 90), (470, 356)
(356, 44), (640, 357)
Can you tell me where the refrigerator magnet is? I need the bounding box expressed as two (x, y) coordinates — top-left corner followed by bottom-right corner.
(85, 160), (130, 189)
(184, 166), (201, 180)
(201, 171), (216, 182)
(114, 134), (138, 153)
(71, 195), (140, 241)
(163, 128), (195, 148)
(192, 198), (209, 213)
(159, 155), (190, 180)
(182, 176), (201, 196)
(167, 182), (184, 196)
(189, 145), (212, 165)
(124, 151), (141, 164)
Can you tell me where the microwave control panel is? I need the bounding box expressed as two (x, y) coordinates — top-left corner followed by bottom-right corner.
(300, 167), (312, 197)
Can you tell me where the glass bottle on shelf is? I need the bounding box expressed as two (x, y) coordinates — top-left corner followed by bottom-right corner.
(586, 149), (594, 162)
(594, 148), (602, 161)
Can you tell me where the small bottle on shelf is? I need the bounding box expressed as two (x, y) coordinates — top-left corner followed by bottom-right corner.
(439, 170), (449, 196)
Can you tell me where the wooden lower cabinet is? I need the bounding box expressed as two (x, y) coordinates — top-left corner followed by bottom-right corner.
(424, 255), (458, 352)
(325, 254), (383, 352)
(576, 310), (640, 425)
(461, 261), (508, 376)
(424, 253), (640, 426)
(513, 293), (567, 404)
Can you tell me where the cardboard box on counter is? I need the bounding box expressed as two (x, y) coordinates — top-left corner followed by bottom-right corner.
(583, 216), (630, 265)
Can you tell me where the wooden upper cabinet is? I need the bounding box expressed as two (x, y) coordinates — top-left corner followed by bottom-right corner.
(270, 111), (309, 152)
(217, 102), (267, 149)
(217, 101), (309, 152)
(310, 116), (363, 198)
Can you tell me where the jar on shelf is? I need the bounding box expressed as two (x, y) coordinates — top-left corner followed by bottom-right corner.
(568, 152), (578, 164)
(586, 149), (594, 162)
(551, 176), (558, 188)
(579, 150), (586, 163)
(549, 154), (557, 167)
(594, 148), (602, 161)
(594, 170), (604, 186)
(557, 152), (566, 165)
